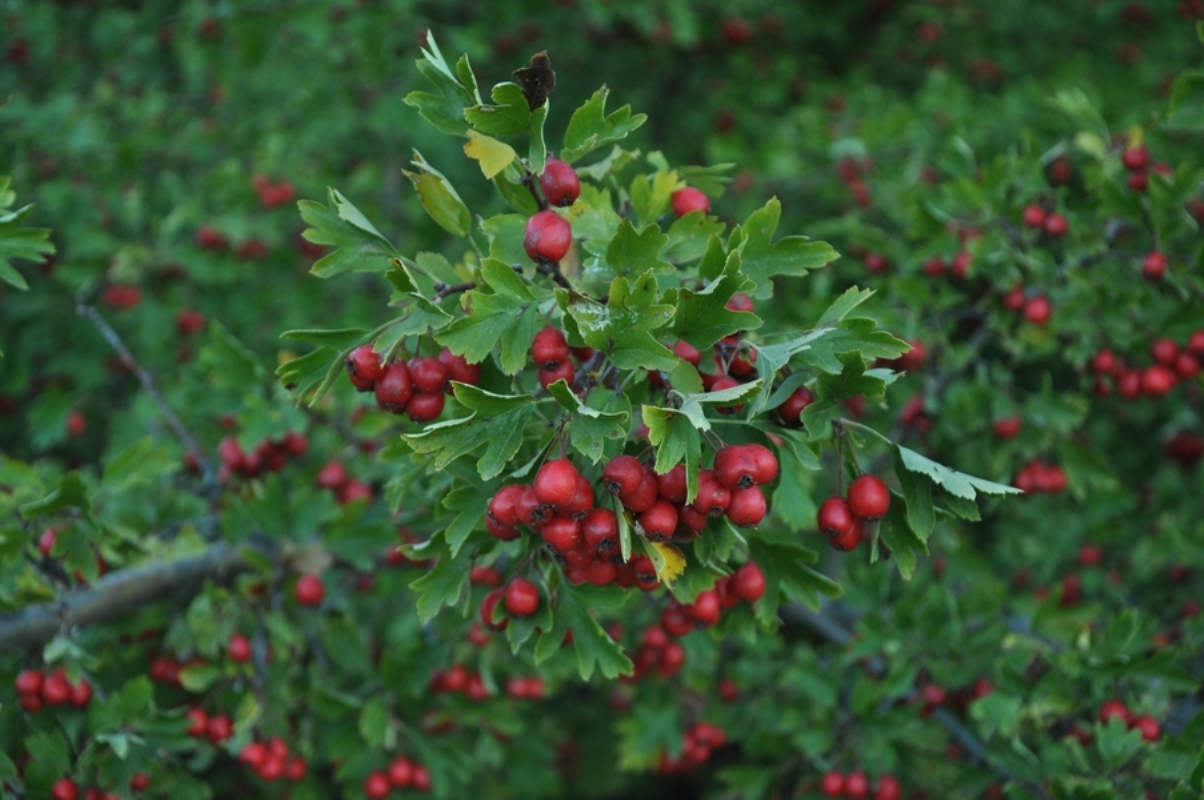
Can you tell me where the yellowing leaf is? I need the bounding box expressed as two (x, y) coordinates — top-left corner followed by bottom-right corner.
(648, 541), (686, 585)
(464, 130), (518, 179)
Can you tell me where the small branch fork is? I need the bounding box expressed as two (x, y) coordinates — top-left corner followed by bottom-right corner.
(76, 303), (217, 494)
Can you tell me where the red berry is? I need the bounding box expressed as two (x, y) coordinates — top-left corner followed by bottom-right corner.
(15, 669), (43, 696)
(639, 500), (679, 542)
(228, 633), (252, 663)
(285, 757), (307, 782)
(1024, 295), (1052, 325)
(1043, 212), (1068, 237)
(820, 772), (846, 797)
(748, 444), (779, 485)
(922, 683), (946, 706)
(516, 485), (552, 528)
(206, 714), (233, 743)
(1133, 714), (1160, 743)
(1003, 283), (1026, 311)
(1099, 699), (1132, 725)
(690, 590), (721, 626)
(19, 693), (43, 712)
(726, 486), (766, 527)
(662, 604), (695, 637)
(620, 466), (660, 513)
(388, 756), (414, 788)
(829, 518), (864, 551)
(438, 347), (480, 387)
(345, 345), (383, 392)
(778, 386), (814, 426)
(1092, 348), (1117, 375)
(41, 670), (71, 705)
(129, 773), (151, 792)
(240, 742), (267, 768)
(1189, 331), (1204, 355)
(540, 158), (581, 207)
(732, 562), (765, 602)
(817, 497), (856, 537)
(257, 756), (285, 781)
(316, 460), (348, 490)
(294, 574), (325, 606)
(338, 479), (373, 506)
(408, 357), (449, 394)
(374, 361), (414, 413)
(176, 309), (207, 336)
(1118, 369), (1142, 398)
(1021, 204), (1046, 228)
(406, 391), (445, 422)
(504, 578), (540, 617)
(535, 458), (581, 509)
(714, 445), (759, 490)
(1175, 352), (1201, 379)
(582, 508), (619, 553)
(412, 764), (431, 791)
(689, 470), (731, 518)
(993, 415), (1022, 439)
(673, 340), (703, 366)
(364, 771), (391, 799)
(603, 455), (644, 496)
(846, 772), (870, 798)
(656, 464), (688, 504)
(524, 209), (572, 264)
(481, 588), (508, 631)
(538, 359), (576, 390)
(51, 779), (78, 800)
(584, 559), (618, 586)
(69, 678), (92, 707)
(1122, 144), (1150, 171)
(1128, 170), (1149, 193)
(875, 776), (902, 800)
(541, 515), (582, 553)
(671, 187), (710, 217)
(922, 254), (946, 277)
(1142, 251), (1167, 280)
(1151, 338), (1178, 365)
(1141, 364), (1176, 396)
(726, 293), (754, 313)
(710, 376), (744, 413)
(532, 327), (571, 368)
(488, 484), (525, 529)
(847, 475), (891, 520)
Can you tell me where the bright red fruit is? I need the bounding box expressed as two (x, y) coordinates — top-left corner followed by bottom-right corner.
(821, 772), (846, 797)
(540, 158), (581, 207)
(1024, 295), (1051, 325)
(847, 475), (891, 520)
(732, 562), (765, 602)
(671, 187), (710, 217)
(690, 590), (721, 626)
(639, 500), (679, 542)
(206, 714), (233, 743)
(656, 464), (688, 504)
(603, 455), (644, 496)
(1122, 144), (1150, 171)
(582, 508), (619, 553)
(778, 385), (815, 427)
(874, 776), (902, 800)
(535, 458), (581, 509)
(228, 633), (252, 663)
(129, 773), (151, 791)
(488, 484), (525, 529)
(504, 578), (540, 617)
(846, 772), (870, 798)
(374, 361), (414, 412)
(41, 670), (71, 705)
(345, 345), (383, 391)
(538, 359), (575, 390)
(316, 460), (348, 490)
(406, 391), (445, 422)
(408, 357), (448, 393)
(817, 497), (856, 537)
(540, 516), (581, 552)
(829, 519), (864, 551)
(993, 415), (1022, 439)
(1142, 251), (1167, 279)
(1092, 348), (1117, 375)
(1099, 699), (1132, 725)
(364, 771), (391, 799)
(438, 347), (480, 387)
(531, 327), (571, 368)
(51, 779), (79, 800)
(690, 470), (731, 518)
(387, 756), (414, 787)
(1141, 365), (1176, 396)
(673, 340), (703, 366)
(1175, 352), (1201, 379)
(726, 486), (766, 527)
(1133, 714), (1160, 742)
(294, 574), (325, 606)
(481, 588), (508, 631)
(69, 678), (92, 707)
(15, 669), (43, 696)
(1043, 212), (1068, 237)
(1021, 204), (1046, 228)
(240, 742), (267, 768)
(524, 209), (572, 263)
(621, 467), (660, 513)
(185, 707), (209, 736)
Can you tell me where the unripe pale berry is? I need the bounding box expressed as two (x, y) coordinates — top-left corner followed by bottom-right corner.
(524, 209), (572, 264)
(540, 158), (581, 207)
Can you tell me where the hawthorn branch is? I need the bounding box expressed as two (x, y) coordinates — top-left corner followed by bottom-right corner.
(432, 281), (475, 301)
(76, 303), (217, 493)
(780, 601), (1052, 800)
(0, 541), (271, 652)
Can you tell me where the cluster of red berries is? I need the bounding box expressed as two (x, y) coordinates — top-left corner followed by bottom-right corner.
(428, 664), (491, 701)
(816, 475), (892, 551)
(252, 174), (295, 208)
(1099, 699), (1161, 742)
(315, 459), (373, 505)
(101, 284), (142, 311)
(921, 249), (974, 279)
(522, 157), (581, 264)
(485, 458), (661, 590)
(217, 430), (308, 482)
(1002, 282), (1053, 325)
(1120, 143), (1171, 194)
(835, 155), (873, 208)
(1090, 333), (1203, 398)
(35, 526), (109, 584)
(819, 771), (901, 799)
(663, 562), (766, 634)
(47, 776), (150, 800)
(195, 225), (266, 259)
(656, 721), (726, 773)
(363, 756), (432, 798)
(238, 737), (308, 783)
(626, 623), (687, 681)
(530, 327), (592, 390)
(13, 668), (92, 713)
(185, 706), (234, 744)
(1012, 459), (1068, 494)
(345, 344), (479, 423)
(1019, 203), (1070, 238)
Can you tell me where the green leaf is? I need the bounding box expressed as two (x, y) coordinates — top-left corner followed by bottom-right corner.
(800, 354), (886, 440)
(0, 186), (54, 290)
(664, 211), (727, 264)
(565, 270), (677, 371)
(465, 82), (533, 137)
(280, 328), (369, 349)
(442, 487), (489, 558)
(796, 318), (909, 375)
(816, 286), (876, 326)
(402, 385), (538, 480)
(669, 250), (760, 351)
(629, 170), (680, 227)
(299, 189), (401, 278)
(529, 103), (549, 175)
(436, 259), (542, 374)
(642, 406), (702, 501)
(895, 444), (1022, 500)
(178, 664), (222, 693)
(732, 198), (839, 298)
(403, 34), (479, 136)
(546, 381), (629, 464)
(19, 472), (89, 518)
(535, 585), (632, 680)
(604, 220), (672, 278)
(23, 731), (70, 793)
(747, 539), (835, 625)
(403, 151), (472, 237)
(894, 450), (935, 541)
(359, 695), (391, 749)
(677, 380), (763, 430)
(560, 86), (648, 164)
(408, 532), (480, 623)
(103, 437), (179, 489)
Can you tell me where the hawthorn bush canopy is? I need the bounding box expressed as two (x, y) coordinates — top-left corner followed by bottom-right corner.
(2, 3), (1204, 799)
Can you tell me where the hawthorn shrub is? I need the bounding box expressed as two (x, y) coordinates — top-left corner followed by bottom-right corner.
(2, 4), (1204, 800)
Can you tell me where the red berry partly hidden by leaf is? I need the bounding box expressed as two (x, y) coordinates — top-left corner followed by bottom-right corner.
(481, 588), (508, 631)
(993, 415), (1022, 439)
(504, 578), (541, 617)
(874, 776), (902, 800)
(129, 773), (152, 792)
(294, 574), (325, 606)
(829, 519), (864, 551)
(1132, 714), (1160, 743)
(524, 209), (572, 264)
(345, 345), (383, 391)
(406, 391), (445, 422)
(778, 386), (814, 427)
(540, 157), (581, 207)
(374, 361), (414, 413)
(1099, 699), (1132, 725)
(438, 347), (480, 388)
(538, 359), (575, 390)
(69, 678), (92, 707)
(671, 187), (710, 217)
(847, 474), (891, 520)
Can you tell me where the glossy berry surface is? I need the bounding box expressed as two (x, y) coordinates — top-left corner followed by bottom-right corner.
(374, 361), (413, 412)
(539, 157), (581, 207)
(345, 344), (383, 391)
(847, 474), (891, 520)
(523, 209), (572, 264)
(671, 186), (710, 217)
(504, 578), (540, 617)
(294, 574), (325, 606)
